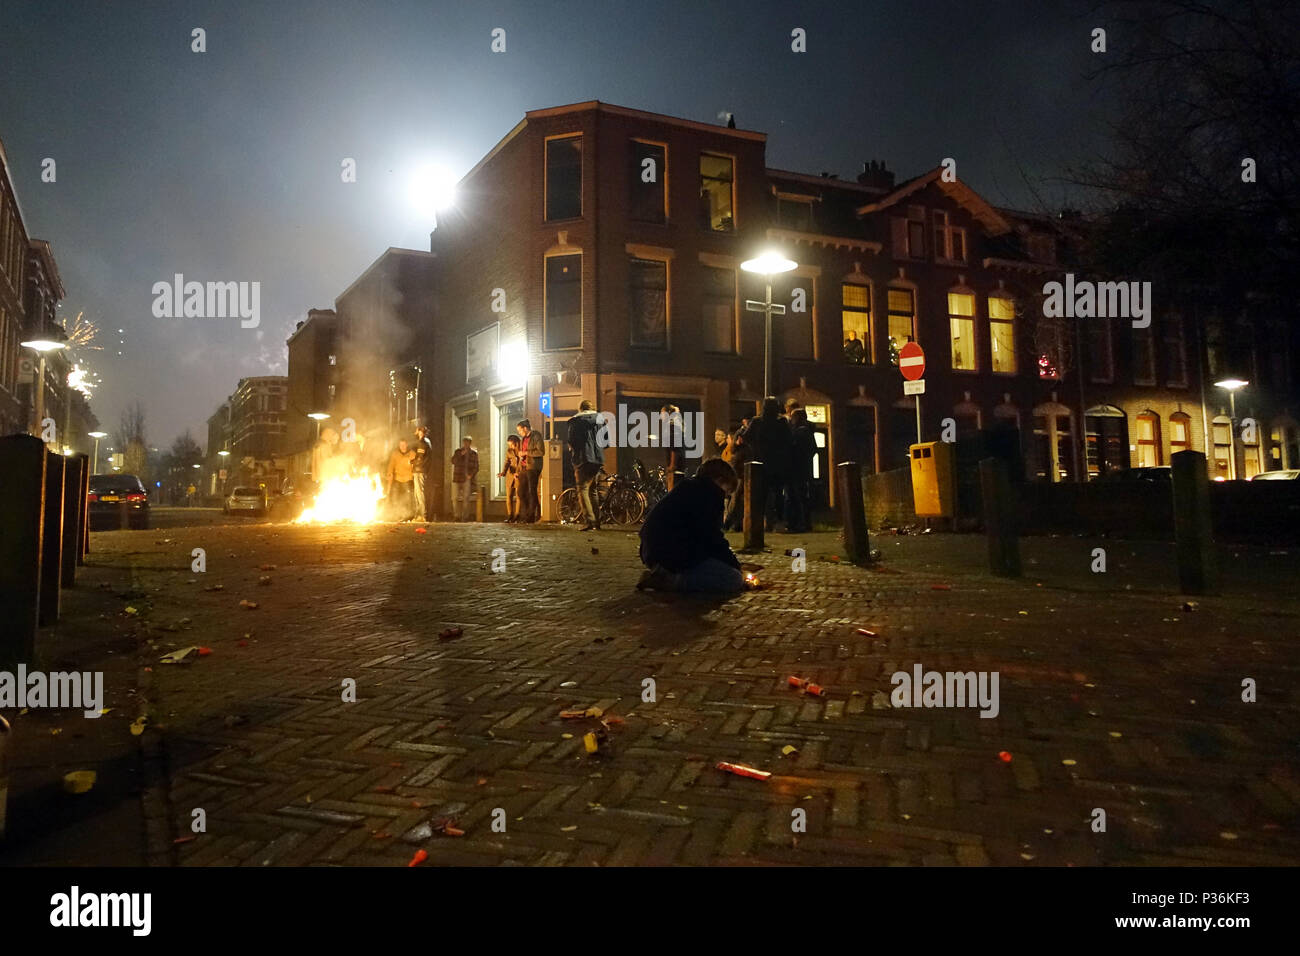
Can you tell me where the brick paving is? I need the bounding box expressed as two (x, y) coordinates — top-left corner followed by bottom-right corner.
(5, 518), (1300, 866)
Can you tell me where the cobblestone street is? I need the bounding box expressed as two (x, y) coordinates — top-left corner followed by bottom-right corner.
(5, 519), (1299, 867)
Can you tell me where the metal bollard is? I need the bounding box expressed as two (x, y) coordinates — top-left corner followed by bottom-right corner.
(743, 460), (765, 551)
(0, 435), (46, 667)
(77, 452), (90, 563)
(1172, 450), (1216, 594)
(837, 461), (871, 564)
(0, 714), (10, 841)
(61, 454), (83, 587)
(979, 457), (1021, 577)
(39, 451), (65, 626)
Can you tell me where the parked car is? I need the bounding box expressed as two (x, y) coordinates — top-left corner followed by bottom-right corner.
(269, 477), (314, 520)
(224, 486), (267, 517)
(1250, 469), (1300, 480)
(87, 473), (151, 530)
(1099, 466), (1172, 483)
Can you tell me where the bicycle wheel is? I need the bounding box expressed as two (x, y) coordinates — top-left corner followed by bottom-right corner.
(558, 488), (584, 523)
(603, 485), (640, 525)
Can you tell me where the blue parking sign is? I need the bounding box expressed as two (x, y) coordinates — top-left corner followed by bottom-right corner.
(539, 391), (552, 417)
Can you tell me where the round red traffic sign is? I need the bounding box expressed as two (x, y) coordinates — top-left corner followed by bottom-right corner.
(899, 341), (925, 380)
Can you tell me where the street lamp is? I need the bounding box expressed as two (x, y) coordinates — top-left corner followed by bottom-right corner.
(308, 411), (330, 442)
(21, 336), (67, 441)
(1215, 378), (1248, 479)
(88, 431), (107, 474)
(741, 251), (798, 399)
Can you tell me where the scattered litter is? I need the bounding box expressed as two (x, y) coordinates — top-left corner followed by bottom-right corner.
(560, 706), (604, 719)
(1181, 601), (1199, 612)
(930, 584), (952, 591)
(130, 716), (148, 735)
(781, 745), (798, 756)
(1219, 831), (1238, 840)
(62, 771), (96, 794)
(716, 761), (771, 781)
(998, 751), (1013, 763)
(591, 548), (599, 555)
(561, 733), (574, 739)
(559, 681), (577, 688)
(125, 606), (138, 616)
(197, 647), (213, 657)
(408, 849), (428, 867)
(415, 527), (426, 534)
(1062, 759), (1077, 766)
(432, 817), (464, 837)
(258, 576), (272, 586)
(583, 732), (601, 754)
(49, 728), (62, 735)
(173, 836), (196, 845)
(870, 691), (891, 710)
(158, 647), (199, 665)
(1108, 731), (1122, 738)
(787, 676), (825, 696)
(258, 564), (277, 571)
(855, 627), (878, 637)
(561, 825), (578, 832)
(239, 600), (258, 610)
(203, 584), (224, 592)
(477, 778), (487, 786)
(222, 715), (246, 728)
(437, 626), (464, 641)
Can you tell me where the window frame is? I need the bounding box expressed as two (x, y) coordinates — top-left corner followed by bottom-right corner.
(841, 280), (873, 365)
(886, 285), (917, 365)
(933, 209), (967, 263)
(988, 295), (1017, 375)
(543, 251), (583, 351)
(544, 133), (583, 223)
(700, 263), (738, 354)
(699, 152), (737, 233)
(1135, 411), (1162, 467)
(629, 138), (668, 224)
(947, 288), (977, 372)
(627, 254), (670, 351)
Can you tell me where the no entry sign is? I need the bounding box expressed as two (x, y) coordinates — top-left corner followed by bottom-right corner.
(899, 341), (925, 380)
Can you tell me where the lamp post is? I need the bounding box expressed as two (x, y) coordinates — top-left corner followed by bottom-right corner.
(741, 251), (798, 400)
(217, 448), (230, 497)
(88, 431), (107, 474)
(1214, 378), (1248, 479)
(21, 336), (68, 442)
(308, 411), (330, 442)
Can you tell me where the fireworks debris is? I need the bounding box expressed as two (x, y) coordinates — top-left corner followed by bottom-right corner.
(998, 751), (1013, 763)
(130, 716), (148, 735)
(203, 584), (224, 592)
(781, 745), (798, 756)
(158, 647), (199, 664)
(437, 626), (464, 641)
(62, 771), (96, 794)
(870, 691), (891, 710)
(408, 849), (428, 867)
(931, 584), (952, 591)
(855, 627), (878, 637)
(716, 761), (771, 781)
(258, 564), (277, 571)
(239, 600), (258, 610)
(787, 676), (825, 697)
(432, 817), (464, 837)
(258, 576), (272, 586)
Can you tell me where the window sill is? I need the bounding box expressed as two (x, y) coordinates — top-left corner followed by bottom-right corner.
(544, 216), (584, 226)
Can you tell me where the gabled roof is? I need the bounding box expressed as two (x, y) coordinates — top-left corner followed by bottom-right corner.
(335, 247), (435, 306)
(855, 168), (1013, 236)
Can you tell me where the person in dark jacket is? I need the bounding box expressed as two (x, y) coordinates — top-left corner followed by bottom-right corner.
(637, 458), (745, 593)
(785, 409), (817, 533)
(412, 425), (432, 522)
(499, 434), (522, 522)
(740, 397), (793, 532)
(516, 419), (545, 523)
(567, 399), (605, 530)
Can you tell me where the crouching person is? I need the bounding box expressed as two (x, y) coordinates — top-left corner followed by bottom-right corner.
(637, 458), (744, 593)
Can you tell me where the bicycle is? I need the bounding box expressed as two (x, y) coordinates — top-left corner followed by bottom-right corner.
(558, 469), (646, 525)
(632, 459), (669, 513)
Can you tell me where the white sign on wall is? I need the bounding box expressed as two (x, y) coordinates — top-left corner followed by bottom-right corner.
(466, 323), (499, 383)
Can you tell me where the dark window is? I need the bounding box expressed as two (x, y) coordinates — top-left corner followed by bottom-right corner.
(701, 265), (736, 352)
(784, 280), (814, 359)
(545, 254), (582, 349)
(628, 257), (668, 348)
(629, 141), (666, 223)
(546, 136), (582, 221)
(777, 197), (814, 231)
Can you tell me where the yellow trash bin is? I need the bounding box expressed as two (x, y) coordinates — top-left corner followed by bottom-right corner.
(910, 442), (955, 518)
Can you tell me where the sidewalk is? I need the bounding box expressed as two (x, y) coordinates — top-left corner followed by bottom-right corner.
(3, 521), (1298, 866)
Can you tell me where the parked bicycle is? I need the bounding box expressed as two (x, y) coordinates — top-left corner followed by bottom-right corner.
(558, 469), (646, 525)
(632, 459), (669, 513)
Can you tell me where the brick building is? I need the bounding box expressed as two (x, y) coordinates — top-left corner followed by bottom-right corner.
(203, 376), (289, 492)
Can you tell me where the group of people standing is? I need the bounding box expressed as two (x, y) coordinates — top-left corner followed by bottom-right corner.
(384, 425), (434, 522)
(496, 419), (547, 523)
(716, 396), (819, 534)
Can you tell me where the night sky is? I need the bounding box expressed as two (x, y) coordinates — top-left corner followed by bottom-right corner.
(0, 0), (1107, 448)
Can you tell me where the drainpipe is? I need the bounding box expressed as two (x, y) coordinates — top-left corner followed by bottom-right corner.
(1195, 303), (1212, 460)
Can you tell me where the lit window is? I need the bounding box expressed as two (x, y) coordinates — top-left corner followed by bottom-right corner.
(1170, 412), (1191, 456)
(886, 288), (915, 365)
(948, 291), (975, 371)
(842, 283), (871, 364)
(545, 136), (582, 222)
(700, 154), (734, 231)
(544, 254), (582, 349)
(988, 296), (1016, 373)
(1136, 412), (1162, 467)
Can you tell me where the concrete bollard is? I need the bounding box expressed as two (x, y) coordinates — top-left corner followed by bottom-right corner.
(39, 450), (65, 626)
(77, 453), (90, 562)
(1172, 449), (1216, 594)
(743, 460), (765, 552)
(837, 461), (871, 564)
(979, 457), (1021, 577)
(61, 454), (83, 587)
(0, 435), (47, 667)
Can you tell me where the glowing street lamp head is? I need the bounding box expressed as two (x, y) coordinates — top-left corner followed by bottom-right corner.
(409, 163), (458, 220)
(88, 431), (107, 439)
(1214, 378), (1248, 391)
(497, 340), (528, 387)
(740, 251), (798, 276)
(21, 338), (67, 353)
(307, 412), (331, 421)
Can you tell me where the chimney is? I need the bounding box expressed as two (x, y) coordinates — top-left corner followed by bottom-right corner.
(857, 159), (895, 191)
